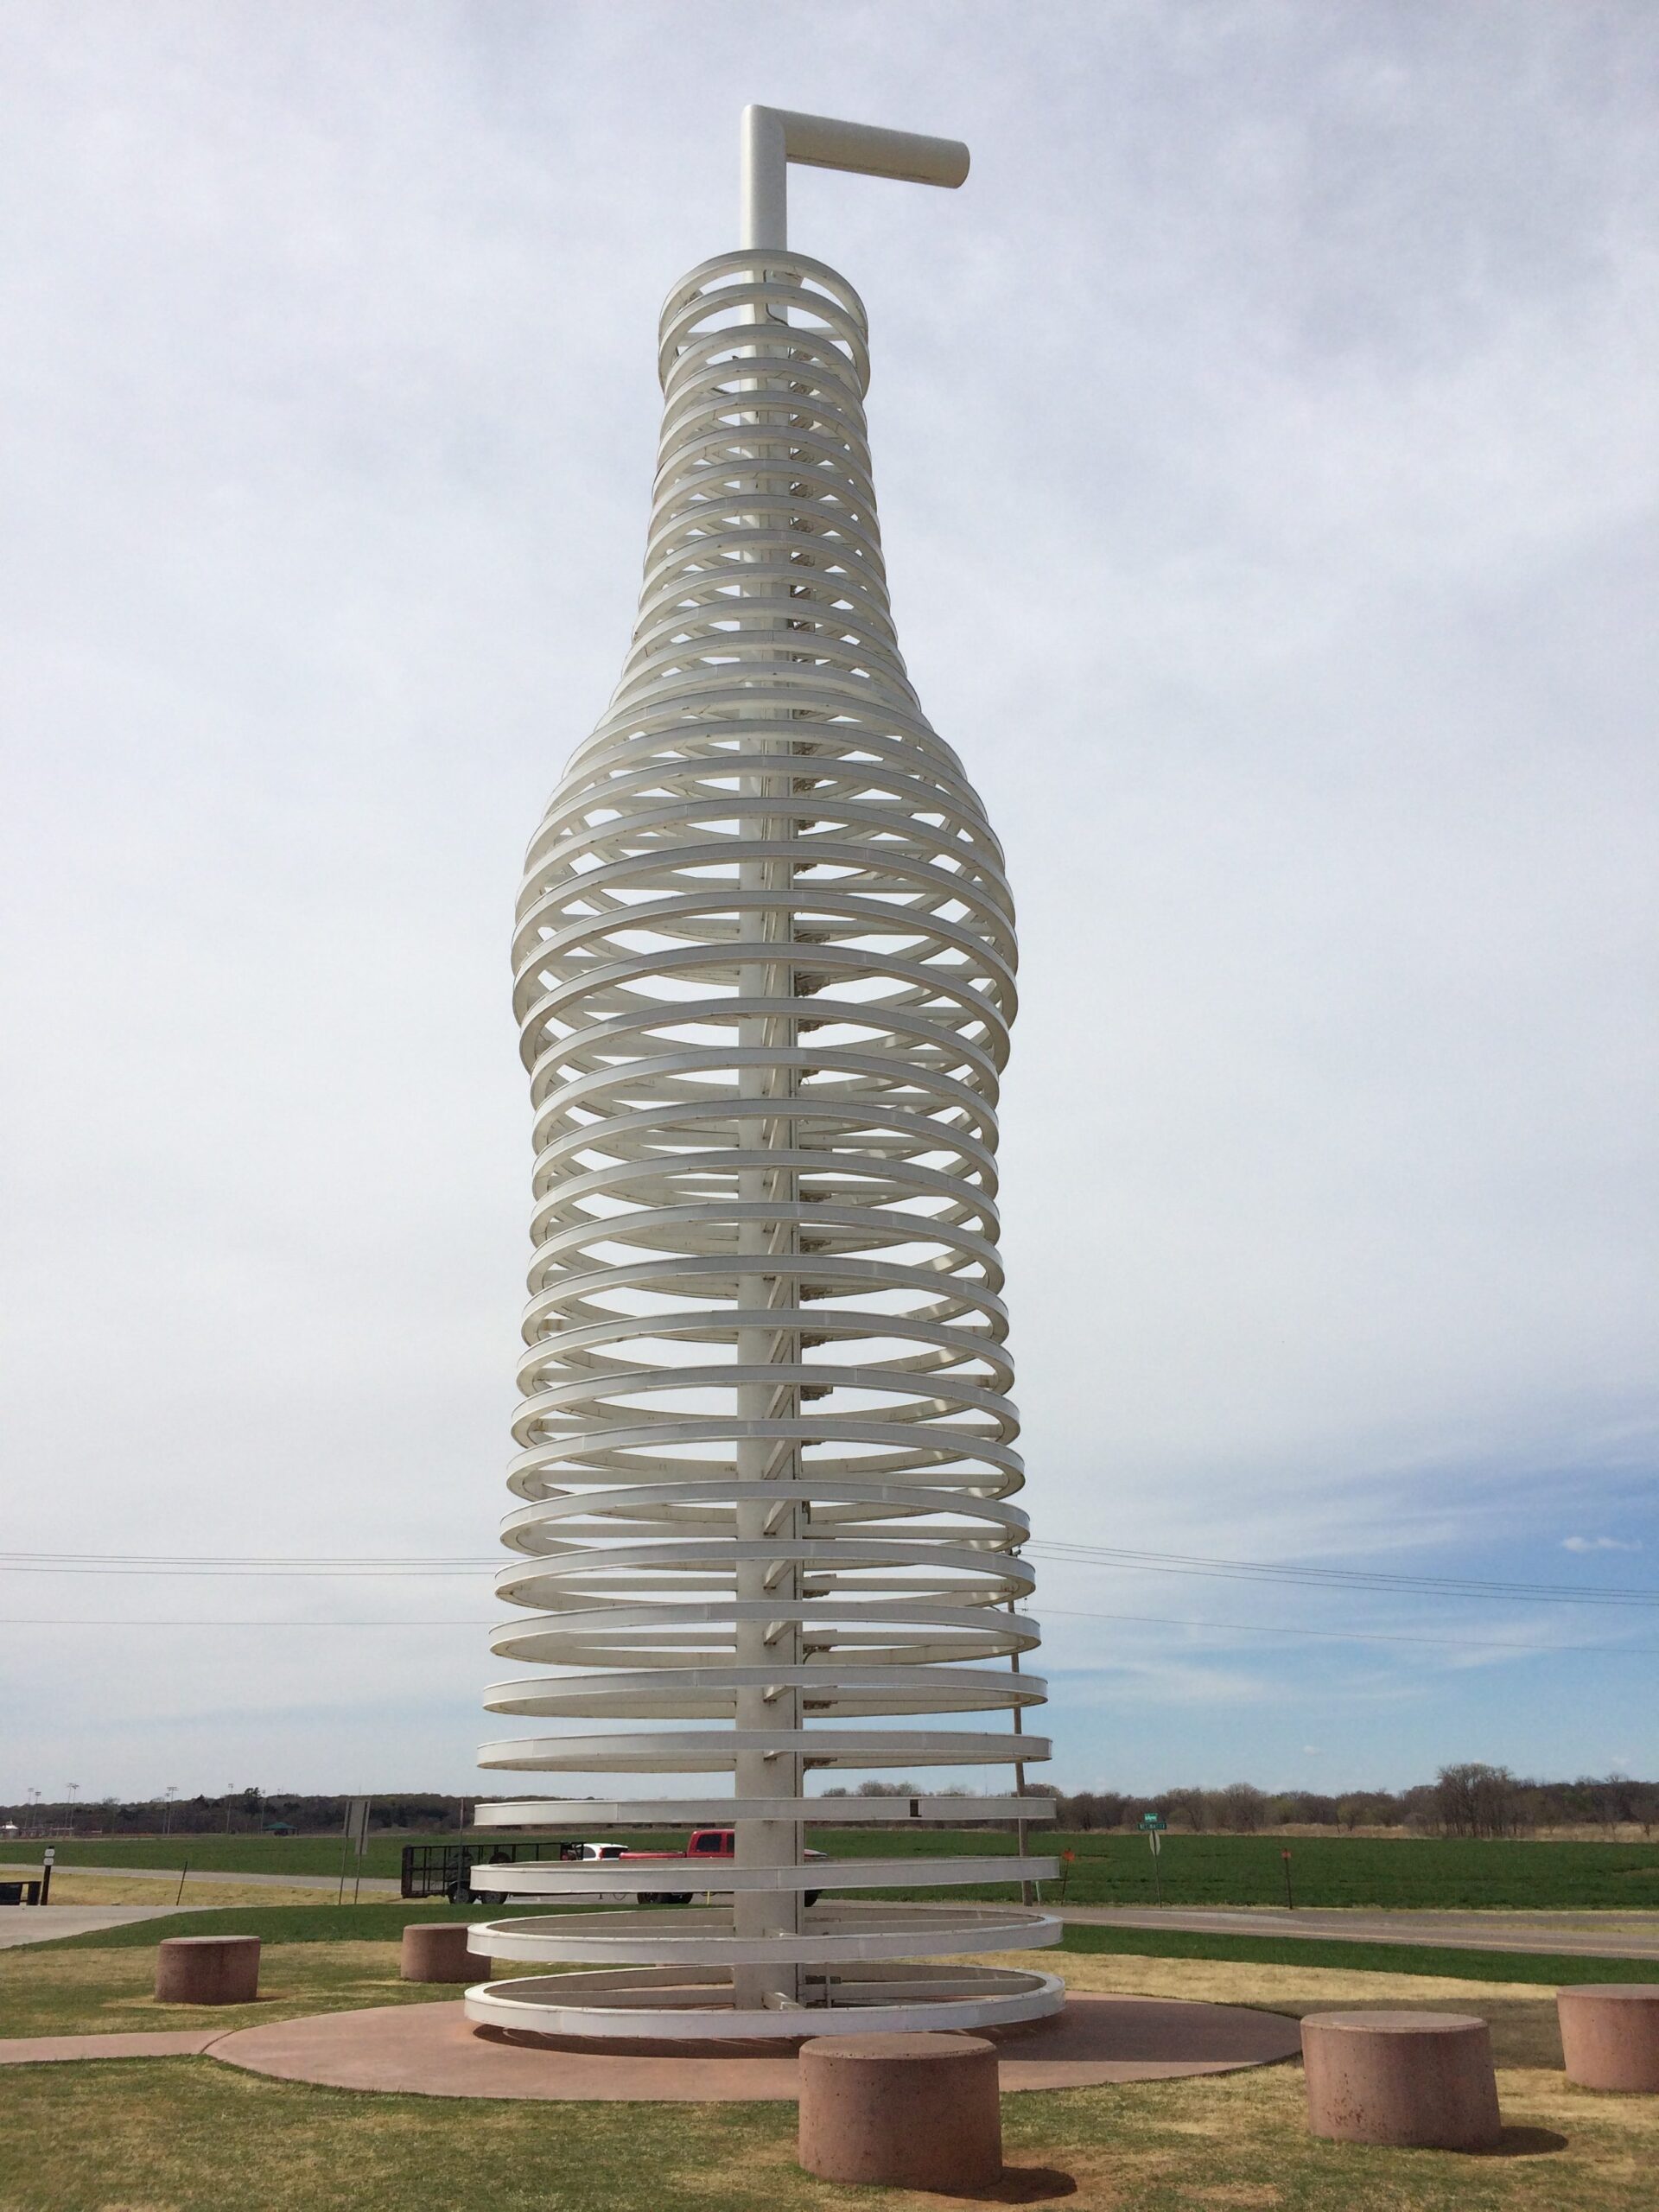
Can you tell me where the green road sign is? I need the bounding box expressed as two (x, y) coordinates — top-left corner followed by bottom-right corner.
(1141, 1812), (1167, 1830)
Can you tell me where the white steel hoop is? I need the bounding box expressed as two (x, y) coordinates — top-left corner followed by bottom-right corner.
(472, 221), (1059, 2039)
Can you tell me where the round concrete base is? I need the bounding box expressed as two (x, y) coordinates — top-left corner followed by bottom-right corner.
(155, 1936), (260, 2006)
(798, 2031), (1001, 2190)
(1558, 1986), (1659, 2094)
(1302, 2012), (1501, 2151)
(401, 1923), (475, 1985)
(207, 1992), (1300, 2101)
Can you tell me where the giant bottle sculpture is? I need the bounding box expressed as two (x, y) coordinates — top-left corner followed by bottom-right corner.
(464, 107), (1062, 2039)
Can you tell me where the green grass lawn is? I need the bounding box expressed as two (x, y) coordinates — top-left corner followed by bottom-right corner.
(39, 1900), (512, 1949)
(816, 1826), (1659, 1910)
(7, 2056), (1657, 2212)
(0, 1936), (461, 2040)
(25, 1899), (1656, 1988)
(13, 1826), (1659, 1909)
(5, 1922), (1659, 2209)
(1057, 1921), (1659, 1985)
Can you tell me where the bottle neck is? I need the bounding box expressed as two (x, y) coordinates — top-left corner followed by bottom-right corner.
(608, 251), (920, 728)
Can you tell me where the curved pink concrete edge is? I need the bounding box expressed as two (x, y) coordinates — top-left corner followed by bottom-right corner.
(0, 2030), (223, 2063)
(206, 1993), (1303, 2102)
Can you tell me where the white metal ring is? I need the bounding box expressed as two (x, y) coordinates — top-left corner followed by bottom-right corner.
(479, 245), (1058, 2038)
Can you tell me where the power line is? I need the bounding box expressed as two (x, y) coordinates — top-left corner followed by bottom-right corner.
(1027, 1541), (1659, 1607)
(0, 1557), (491, 1577)
(3, 1541), (1655, 1608)
(1041, 1606), (1659, 1656)
(1, 1608), (1653, 1660)
(6, 1548), (1654, 1637)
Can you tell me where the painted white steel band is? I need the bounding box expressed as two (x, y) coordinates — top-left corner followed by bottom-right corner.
(477, 1730), (1051, 1771)
(480, 1665), (1048, 1719)
(501, 1480), (1030, 1535)
(486, 1600), (1041, 1654)
(464, 1965), (1063, 2043)
(467, 1903), (1062, 1967)
(486, 1603), (1040, 1669)
(465, 1854), (1059, 1896)
(472, 1797), (1057, 1827)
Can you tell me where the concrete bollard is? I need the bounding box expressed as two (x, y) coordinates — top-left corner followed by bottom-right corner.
(155, 1935), (261, 2006)
(1558, 1985), (1659, 2093)
(798, 2031), (1001, 2191)
(1302, 2011), (1501, 2150)
(400, 1922), (478, 1985)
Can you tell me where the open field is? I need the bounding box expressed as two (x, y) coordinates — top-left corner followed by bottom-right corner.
(0, 1937), (470, 2040)
(1056, 1919), (1659, 1985)
(3, 1930), (1656, 2210)
(833, 1827), (1659, 1910)
(15, 1900), (1656, 1996)
(2, 1836), (422, 1880)
(33, 1900), (519, 1952)
(13, 1826), (1659, 1908)
(0, 1869), (341, 1909)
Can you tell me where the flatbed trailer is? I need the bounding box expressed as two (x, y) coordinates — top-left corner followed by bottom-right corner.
(400, 1839), (575, 1902)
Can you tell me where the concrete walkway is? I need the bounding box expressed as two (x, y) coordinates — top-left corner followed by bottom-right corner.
(0, 1995), (1300, 2093)
(1059, 1904), (1659, 1961)
(0, 2028), (221, 2063)
(208, 1992), (1302, 2100)
(0, 1906), (191, 1950)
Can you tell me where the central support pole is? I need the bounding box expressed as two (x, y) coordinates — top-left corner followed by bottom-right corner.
(728, 97), (968, 2015)
(730, 264), (802, 2012)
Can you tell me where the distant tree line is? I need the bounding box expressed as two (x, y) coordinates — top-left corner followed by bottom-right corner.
(1049, 1765), (1659, 1839)
(0, 1789), (469, 1839)
(3, 1764), (1655, 1839)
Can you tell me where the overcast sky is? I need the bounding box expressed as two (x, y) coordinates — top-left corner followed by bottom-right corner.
(3, 3), (1656, 1806)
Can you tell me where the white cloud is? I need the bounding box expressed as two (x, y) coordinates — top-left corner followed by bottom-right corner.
(1561, 1536), (1645, 1554)
(3, 2), (1656, 1795)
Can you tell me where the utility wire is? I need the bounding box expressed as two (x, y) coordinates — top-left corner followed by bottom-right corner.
(3, 1542), (1655, 1607)
(0, 1558), (491, 1577)
(1040, 1606), (1659, 1656)
(1030, 1541), (1659, 1606)
(1, 1606), (1654, 1660)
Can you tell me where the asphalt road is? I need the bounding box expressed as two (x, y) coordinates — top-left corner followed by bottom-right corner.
(1058, 1904), (1659, 1961)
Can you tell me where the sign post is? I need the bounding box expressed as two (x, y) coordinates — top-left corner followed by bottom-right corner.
(337, 1798), (372, 1904)
(1141, 1812), (1166, 1907)
(38, 1846), (54, 1907)
(1281, 1848), (1294, 1911)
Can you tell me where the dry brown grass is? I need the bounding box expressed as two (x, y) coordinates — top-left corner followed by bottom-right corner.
(0, 1938), (454, 2037)
(3, 2048), (1657, 2212)
(2, 1870), (332, 1908)
(995, 1944), (1567, 2066)
(3, 1942), (1657, 2209)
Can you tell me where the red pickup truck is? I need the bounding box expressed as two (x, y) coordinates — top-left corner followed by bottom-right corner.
(568, 1828), (823, 1907)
